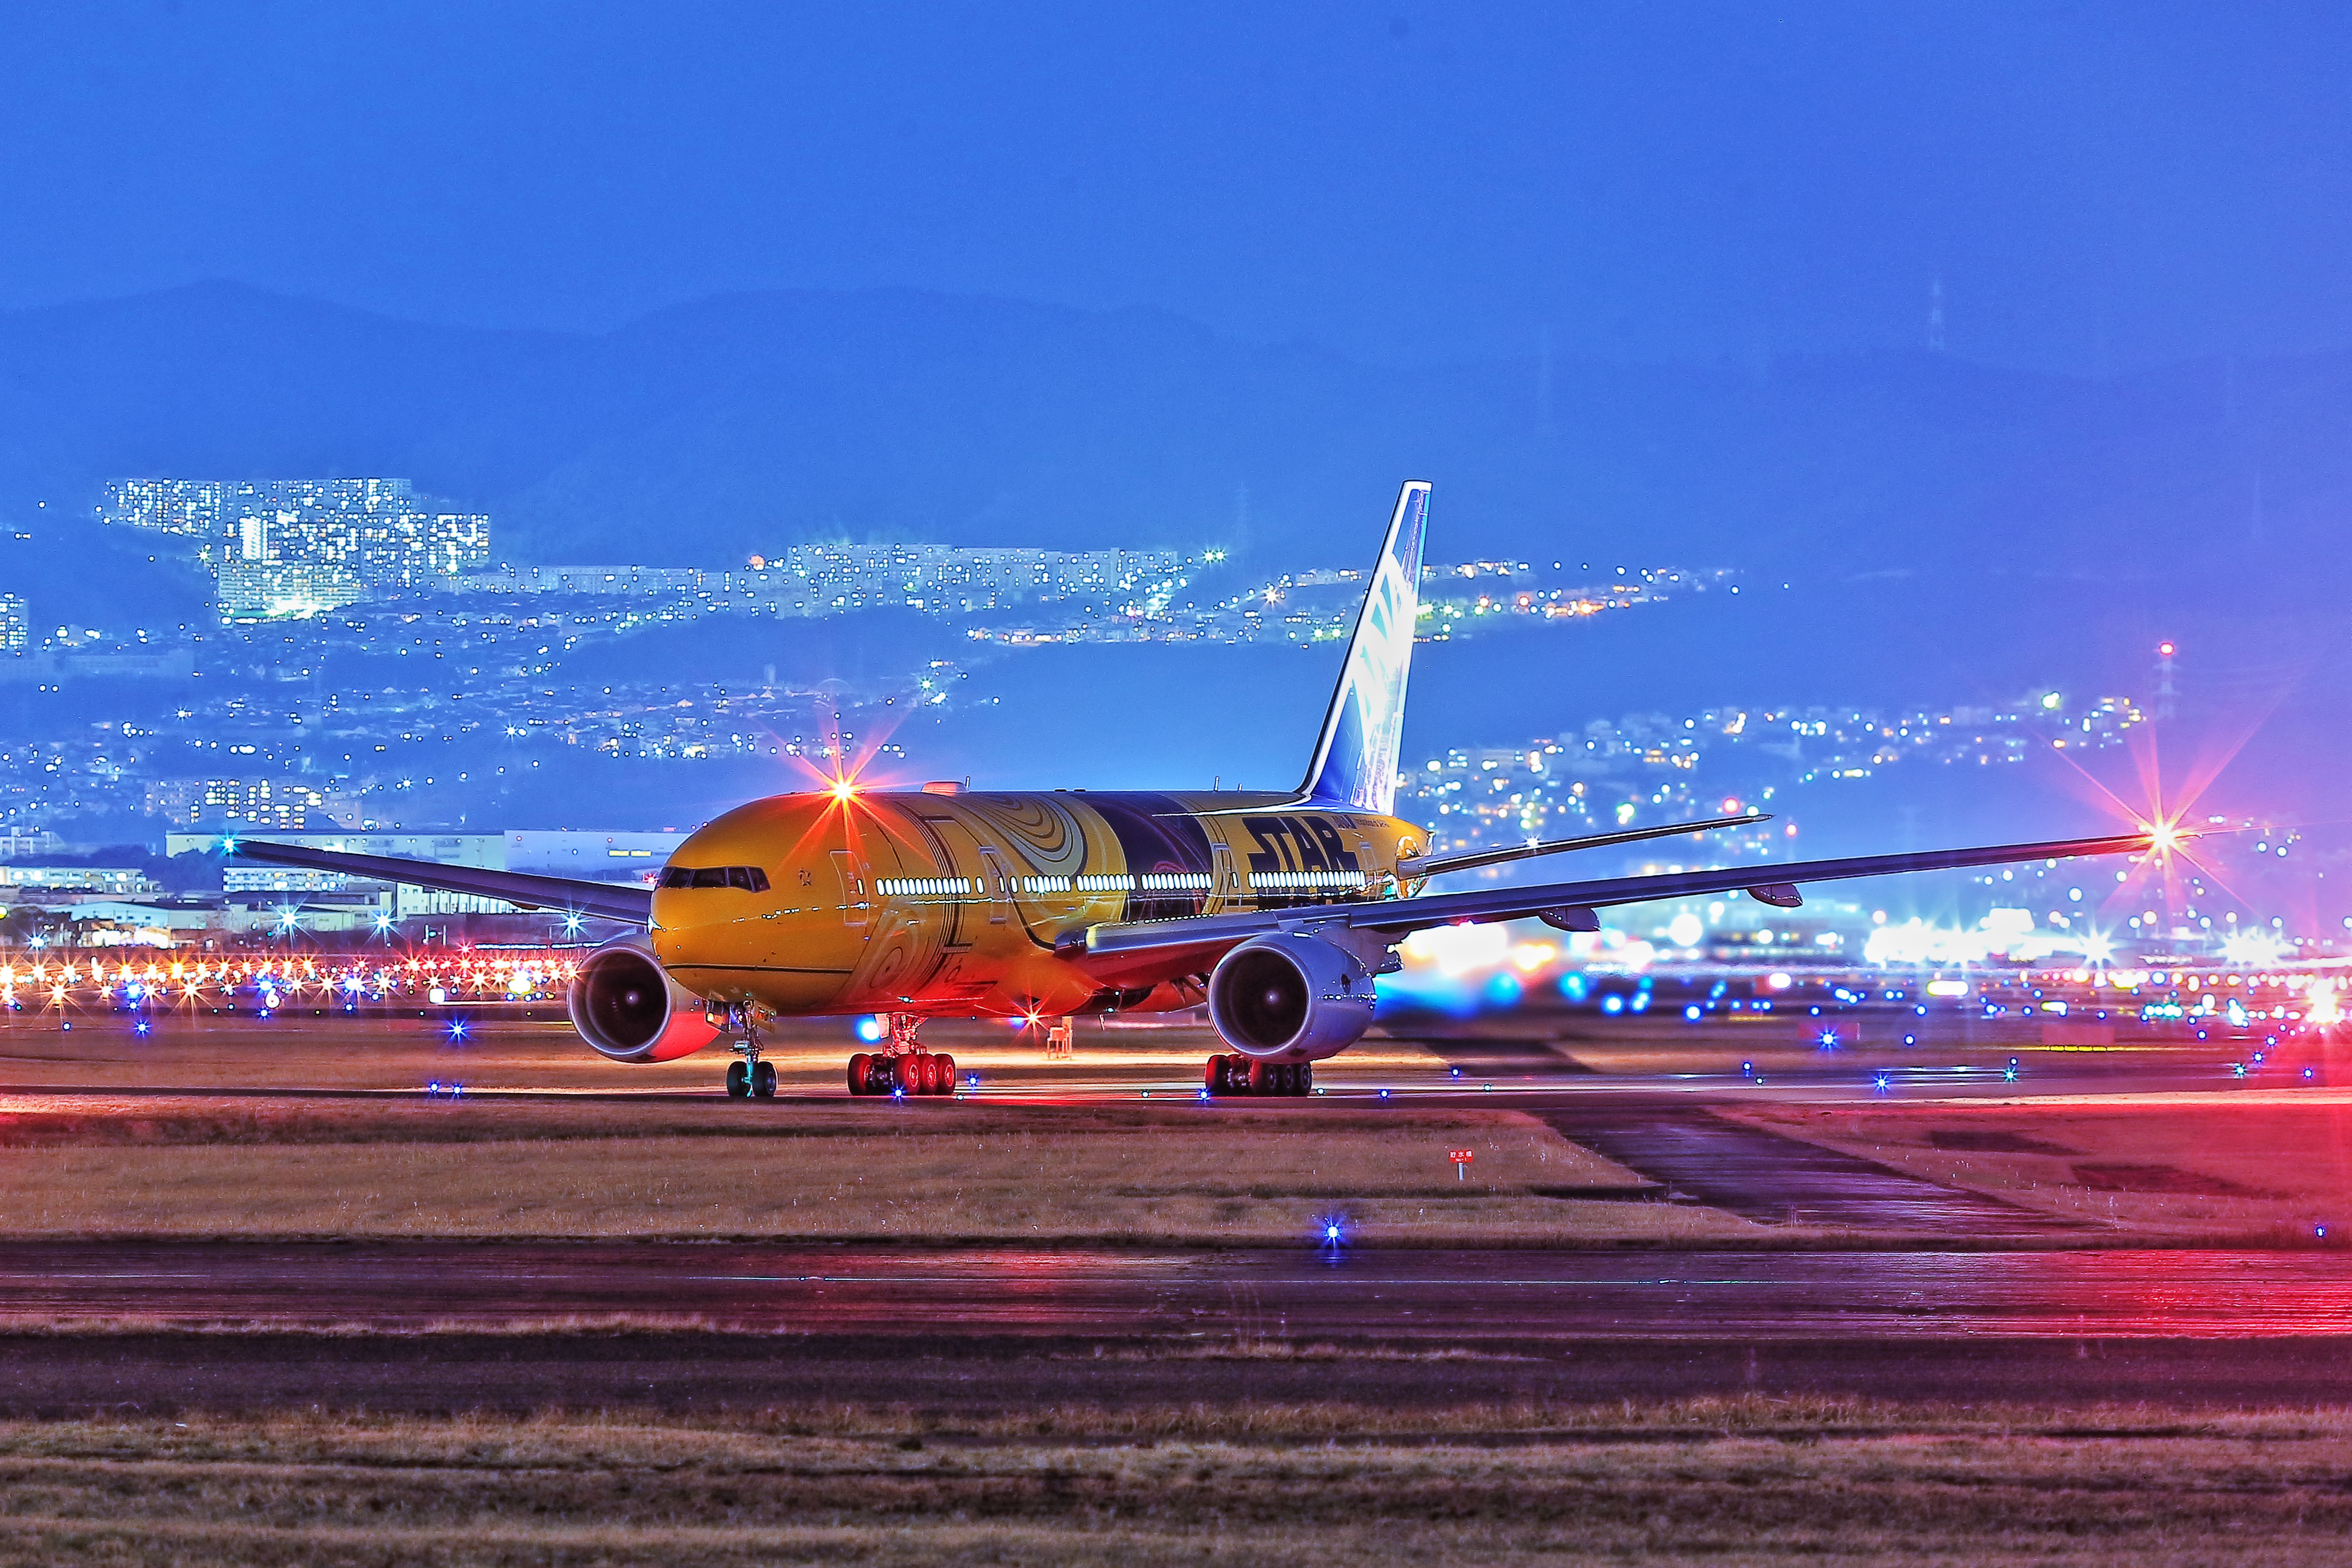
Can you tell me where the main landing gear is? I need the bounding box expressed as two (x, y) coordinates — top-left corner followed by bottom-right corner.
(1204, 1053), (1312, 1097)
(846, 1013), (957, 1097)
(847, 1049), (957, 1096)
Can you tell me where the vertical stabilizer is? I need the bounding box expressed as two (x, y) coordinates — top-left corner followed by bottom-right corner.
(1296, 480), (1429, 815)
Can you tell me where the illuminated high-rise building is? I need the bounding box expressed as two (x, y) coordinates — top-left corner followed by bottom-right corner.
(98, 477), (491, 620)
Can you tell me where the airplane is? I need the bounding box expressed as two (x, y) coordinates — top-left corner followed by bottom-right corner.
(234, 481), (2158, 1099)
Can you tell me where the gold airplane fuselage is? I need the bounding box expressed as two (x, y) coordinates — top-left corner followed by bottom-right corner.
(649, 788), (1425, 1019)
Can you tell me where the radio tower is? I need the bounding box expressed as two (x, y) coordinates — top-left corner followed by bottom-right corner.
(1926, 278), (1946, 352)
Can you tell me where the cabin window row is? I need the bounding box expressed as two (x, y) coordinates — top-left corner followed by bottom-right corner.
(1252, 870), (1367, 889)
(875, 872), (1218, 897)
(658, 866), (771, 891)
(1039, 872), (1212, 893)
(877, 877), (979, 896)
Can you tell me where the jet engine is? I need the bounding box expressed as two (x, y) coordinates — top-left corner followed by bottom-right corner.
(566, 936), (720, 1062)
(1205, 932), (1377, 1061)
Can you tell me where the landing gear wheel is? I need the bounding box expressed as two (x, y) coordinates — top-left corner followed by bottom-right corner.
(725, 1061), (750, 1098)
(896, 1053), (924, 1095)
(848, 1052), (872, 1095)
(753, 1060), (777, 1098)
(1296, 1061), (1312, 1096)
(1246, 1059), (1272, 1095)
(933, 1053), (956, 1094)
(1204, 1056), (1227, 1094)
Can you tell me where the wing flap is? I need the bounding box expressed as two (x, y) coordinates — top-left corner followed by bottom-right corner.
(231, 839), (654, 925)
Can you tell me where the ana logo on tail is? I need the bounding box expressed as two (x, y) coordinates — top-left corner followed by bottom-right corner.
(1297, 481), (1430, 816)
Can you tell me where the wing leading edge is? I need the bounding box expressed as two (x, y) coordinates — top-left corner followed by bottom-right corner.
(230, 839), (654, 925)
(1071, 829), (2153, 987)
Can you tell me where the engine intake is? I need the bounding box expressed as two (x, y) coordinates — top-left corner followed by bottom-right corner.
(566, 937), (720, 1062)
(1206, 933), (1376, 1061)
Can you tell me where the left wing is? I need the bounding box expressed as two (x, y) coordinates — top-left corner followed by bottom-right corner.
(231, 838), (654, 925)
(1067, 829), (2152, 988)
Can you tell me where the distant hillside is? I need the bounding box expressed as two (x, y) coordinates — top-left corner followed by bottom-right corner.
(2, 281), (2348, 607)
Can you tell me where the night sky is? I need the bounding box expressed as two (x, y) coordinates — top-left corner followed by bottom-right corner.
(4, 2), (2348, 372)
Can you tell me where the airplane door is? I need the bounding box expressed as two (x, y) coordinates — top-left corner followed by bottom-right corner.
(978, 847), (1012, 923)
(1209, 840), (1237, 914)
(830, 849), (868, 929)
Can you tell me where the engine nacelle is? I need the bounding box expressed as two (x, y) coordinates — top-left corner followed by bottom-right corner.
(566, 937), (720, 1062)
(1206, 933), (1377, 1061)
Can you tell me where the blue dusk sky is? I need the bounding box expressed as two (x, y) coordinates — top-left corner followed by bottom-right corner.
(2, 1), (2348, 371)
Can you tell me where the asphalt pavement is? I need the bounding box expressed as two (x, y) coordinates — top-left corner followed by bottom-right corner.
(2, 1240), (2348, 1339)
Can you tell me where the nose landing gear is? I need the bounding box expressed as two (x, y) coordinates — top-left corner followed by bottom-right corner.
(726, 1058), (776, 1098)
(1203, 1054), (1312, 1097)
(717, 1003), (775, 1098)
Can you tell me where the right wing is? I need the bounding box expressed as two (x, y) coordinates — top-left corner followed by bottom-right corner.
(1395, 811), (1767, 880)
(231, 839), (653, 925)
(1068, 828), (2153, 988)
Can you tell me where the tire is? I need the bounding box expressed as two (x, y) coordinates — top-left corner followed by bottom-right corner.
(1297, 1061), (1313, 1096)
(895, 1053), (923, 1094)
(915, 1053), (939, 1095)
(1247, 1059), (1272, 1096)
(1204, 1057), (1225, 1094)
(848, 1053), (872, 1095)
(725, 1061), (750, 1098)
(933, 1053), (956, 1094)
(753, 1061), (776, 1098)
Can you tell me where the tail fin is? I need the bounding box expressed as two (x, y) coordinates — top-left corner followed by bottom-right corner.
(1297, 480), (1429, 815)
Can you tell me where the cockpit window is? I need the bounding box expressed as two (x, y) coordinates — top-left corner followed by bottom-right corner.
(659, 865), (771, 891)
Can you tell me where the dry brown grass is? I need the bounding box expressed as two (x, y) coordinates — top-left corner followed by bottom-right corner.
(1727, 1101), (2352, 1242)
(0, 1401), (2343, 1564)
(0, 1112), (1764, 1245)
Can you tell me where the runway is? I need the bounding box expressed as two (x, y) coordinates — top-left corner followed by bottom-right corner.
(5, 1240), (2352, 1339)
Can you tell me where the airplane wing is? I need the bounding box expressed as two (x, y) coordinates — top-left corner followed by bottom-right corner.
(1395, 811), (1767, 880)
(230, 839), (654, 925)
(1068, 829), (2152, 988)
